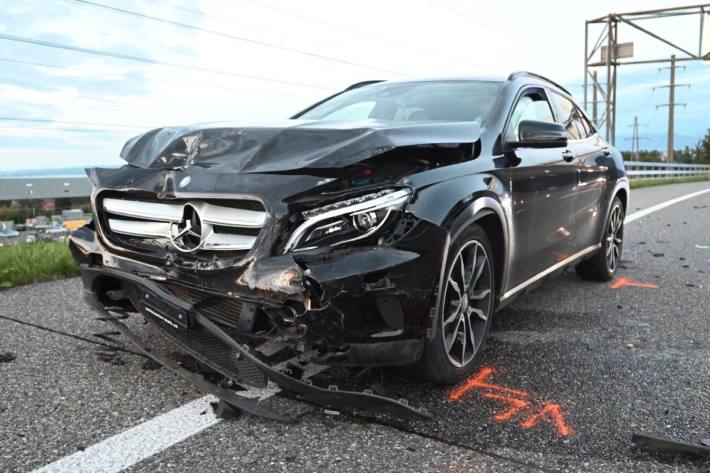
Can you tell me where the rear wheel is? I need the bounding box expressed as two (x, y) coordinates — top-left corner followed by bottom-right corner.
(420, 224), (495, 384)
(576, 196), (624, 281)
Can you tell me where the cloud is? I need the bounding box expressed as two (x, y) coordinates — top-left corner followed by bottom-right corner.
(0, 0), (708, 170)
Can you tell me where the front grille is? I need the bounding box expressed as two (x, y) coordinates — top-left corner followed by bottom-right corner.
(97, 193), (266, 258)
(375, 295), (405, 330)
(161, 283), (254, 332)
(145, 312), (267, 388)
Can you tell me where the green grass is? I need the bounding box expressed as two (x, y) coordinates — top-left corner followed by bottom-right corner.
(0, 242), (79, 288)
(630, 175), (710, 189)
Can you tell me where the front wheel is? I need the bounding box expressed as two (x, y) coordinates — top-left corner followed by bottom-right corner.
(419, 224), (495, 384)
(576, 196), (624, 281)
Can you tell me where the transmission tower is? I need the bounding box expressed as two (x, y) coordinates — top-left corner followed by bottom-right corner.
(626, 116), (647, 160)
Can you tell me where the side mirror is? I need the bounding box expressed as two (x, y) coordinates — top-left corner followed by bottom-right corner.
(508, 120), (568, 149)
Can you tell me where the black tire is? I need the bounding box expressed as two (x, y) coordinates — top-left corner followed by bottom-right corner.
(419, 224), (496, 384)
(575, 196), (624, 282)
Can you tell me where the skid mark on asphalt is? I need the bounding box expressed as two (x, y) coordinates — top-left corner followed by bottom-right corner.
(448, 366), (572, 437)
(610, 277), (660, 289)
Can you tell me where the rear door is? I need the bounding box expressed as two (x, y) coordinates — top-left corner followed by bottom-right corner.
(548, 91), (608, 252)
(502, 88), (579, 288)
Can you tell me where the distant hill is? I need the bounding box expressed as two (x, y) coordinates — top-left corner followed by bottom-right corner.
(0, 167), (94, 178)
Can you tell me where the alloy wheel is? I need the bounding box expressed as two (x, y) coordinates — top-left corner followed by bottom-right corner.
(441, 240), (493, 367)
(606, 204), (624, 272)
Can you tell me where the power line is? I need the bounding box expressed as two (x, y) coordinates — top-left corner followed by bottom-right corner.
(0, 56), (315, 99)
(0, 33), (333, 90)
(69, 0), (407, 77)
(236, 0), (485, 68)
(429, 0), (578, 65)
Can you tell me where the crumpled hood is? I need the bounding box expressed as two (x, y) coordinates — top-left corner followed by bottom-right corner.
(120, 119), (481, 173)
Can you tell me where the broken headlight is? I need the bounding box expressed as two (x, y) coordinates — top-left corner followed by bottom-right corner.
(283, 188), (412, 252)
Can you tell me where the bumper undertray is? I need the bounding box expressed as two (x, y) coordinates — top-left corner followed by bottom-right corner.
(88, 296), (431, 423)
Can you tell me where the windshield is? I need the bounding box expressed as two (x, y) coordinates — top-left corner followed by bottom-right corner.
(297, 80), (502, 124)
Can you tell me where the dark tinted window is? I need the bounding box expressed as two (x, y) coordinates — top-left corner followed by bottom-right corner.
(549, 92), (589, 140)
(506, 90), (555, 141)
(298, 80), (503, 123)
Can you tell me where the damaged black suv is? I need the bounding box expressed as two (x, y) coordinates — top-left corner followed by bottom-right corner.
(71, 72), (628, 419)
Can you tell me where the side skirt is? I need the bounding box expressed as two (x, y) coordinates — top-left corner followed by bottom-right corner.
(498, 243), (601, 305)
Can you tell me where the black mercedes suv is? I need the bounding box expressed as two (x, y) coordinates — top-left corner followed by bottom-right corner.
(70, 72), (628, 420)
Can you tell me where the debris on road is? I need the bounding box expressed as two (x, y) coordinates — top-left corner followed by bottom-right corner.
(0, 351), (16, 363)
(211, 400), (242, 420)
(695, 244), (709, 249)
(632, 433), (710, 458)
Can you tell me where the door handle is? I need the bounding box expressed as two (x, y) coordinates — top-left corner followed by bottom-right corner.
(601, 146), (612, 156)
(561, 150), (576, 162)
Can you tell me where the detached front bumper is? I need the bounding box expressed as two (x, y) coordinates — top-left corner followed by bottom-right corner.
(86, 294), (431, 421)
(70, 215), (447, 367)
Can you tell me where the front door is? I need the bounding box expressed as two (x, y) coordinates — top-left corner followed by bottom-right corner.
(500, 88), (579, 288)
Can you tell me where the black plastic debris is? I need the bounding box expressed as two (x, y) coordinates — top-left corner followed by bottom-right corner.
(96, 350), (125, 366)
(211, 400), (242, 420)
(0, 352), (16, 363)
(632, 433), (710, 457)
(141, 359), (162, 371)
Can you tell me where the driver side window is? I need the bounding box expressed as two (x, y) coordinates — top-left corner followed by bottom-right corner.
(507, 91), (555, 141)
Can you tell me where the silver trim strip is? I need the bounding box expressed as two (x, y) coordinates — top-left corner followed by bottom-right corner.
(499, 243), (601, 302)
(108, 219), (171, 238)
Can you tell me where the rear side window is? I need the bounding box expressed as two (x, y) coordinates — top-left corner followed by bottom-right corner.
(506, 90), (555, 141)
(549, 92), (591, 140)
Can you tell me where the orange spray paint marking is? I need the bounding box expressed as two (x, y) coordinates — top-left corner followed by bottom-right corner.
(448, 366), (573, 437)
(520, 403), (573, 437)
(448, 366), (529, 401)
(610, 277), (659, 289)
(482, 392), (531, 422)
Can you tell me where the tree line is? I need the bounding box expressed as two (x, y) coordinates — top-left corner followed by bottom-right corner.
(622, 128), (710, 164)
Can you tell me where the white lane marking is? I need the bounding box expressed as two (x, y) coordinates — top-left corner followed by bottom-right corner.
(625, 187), (710, 224)
(33, 185), (710, 473)
(33, 395), (220, 473)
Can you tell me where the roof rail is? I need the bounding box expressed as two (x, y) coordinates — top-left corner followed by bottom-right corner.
(345, 80), (383, 91)
(507, 71), (571, 95)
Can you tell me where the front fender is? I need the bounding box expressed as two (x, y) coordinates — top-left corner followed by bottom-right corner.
(405, 173), (513, 340)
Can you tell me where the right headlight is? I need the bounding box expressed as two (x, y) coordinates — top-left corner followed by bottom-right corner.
(283, 188), (412, 253)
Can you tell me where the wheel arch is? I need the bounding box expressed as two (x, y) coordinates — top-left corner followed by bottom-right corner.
(426, 195), (511, 340)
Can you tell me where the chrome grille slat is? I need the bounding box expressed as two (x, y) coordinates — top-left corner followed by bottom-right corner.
(108, 219), (172, 238)
(199, 202), (265, 228)
(203, 231), (256, 250)
(104, 198), (183, 222)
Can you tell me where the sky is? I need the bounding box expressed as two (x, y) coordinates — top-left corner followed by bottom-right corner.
(0, 0), (709, 172)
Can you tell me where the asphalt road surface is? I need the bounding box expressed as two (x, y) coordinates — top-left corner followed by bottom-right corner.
(1, 181), (709, 472)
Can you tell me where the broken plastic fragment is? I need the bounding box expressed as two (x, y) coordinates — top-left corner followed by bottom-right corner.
(0, 351), (16, 363)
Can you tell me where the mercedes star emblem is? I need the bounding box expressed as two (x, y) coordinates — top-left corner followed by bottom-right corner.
(169, 204), (204, 252)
